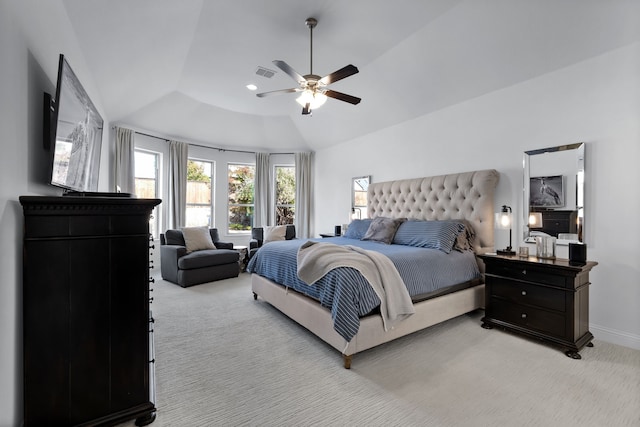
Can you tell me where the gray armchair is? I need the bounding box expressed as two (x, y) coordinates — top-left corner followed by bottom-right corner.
(160, 228), (239, 287)
(249, 225), (296, 259)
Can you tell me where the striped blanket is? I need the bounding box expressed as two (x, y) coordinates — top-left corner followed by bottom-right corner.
(297, 240), (415, 331)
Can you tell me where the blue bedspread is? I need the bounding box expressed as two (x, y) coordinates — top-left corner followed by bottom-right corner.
(247, 237), (480, 342)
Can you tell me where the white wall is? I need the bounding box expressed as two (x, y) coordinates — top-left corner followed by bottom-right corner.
(0, 1), (111, 425)
(314, 42), (640, 350)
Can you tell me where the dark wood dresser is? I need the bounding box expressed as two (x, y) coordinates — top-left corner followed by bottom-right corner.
(478, 253), (597, 359)
(20, 196), (161, 426)
(537, 210), (578, 237)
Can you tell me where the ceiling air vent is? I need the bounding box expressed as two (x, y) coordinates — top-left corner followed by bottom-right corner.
(255, 66), (276, 78)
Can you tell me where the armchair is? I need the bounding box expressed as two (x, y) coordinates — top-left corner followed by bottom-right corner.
(249, 225), (296, 259)
(160, 228), (239, 287)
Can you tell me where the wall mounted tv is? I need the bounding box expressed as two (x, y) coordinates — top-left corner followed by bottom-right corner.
(44, 54), (103, 193)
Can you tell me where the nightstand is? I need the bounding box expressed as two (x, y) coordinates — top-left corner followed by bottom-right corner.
(319, 233), (337, 238)
(478, 254), (597, 359)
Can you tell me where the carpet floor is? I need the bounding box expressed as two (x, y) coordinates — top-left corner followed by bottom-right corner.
(119, 273), (640, 427)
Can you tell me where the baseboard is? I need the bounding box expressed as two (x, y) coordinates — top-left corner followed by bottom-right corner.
(591, 323), (640, 350)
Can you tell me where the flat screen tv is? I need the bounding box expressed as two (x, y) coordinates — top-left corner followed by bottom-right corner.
(529, 175), (565, 208)
(44, 54), (103, 193)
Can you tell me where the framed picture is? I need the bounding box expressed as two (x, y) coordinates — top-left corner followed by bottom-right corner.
(529, 175), (564, 208)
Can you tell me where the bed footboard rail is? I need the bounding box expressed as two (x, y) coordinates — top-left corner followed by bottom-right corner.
(251, 273), (485, 368)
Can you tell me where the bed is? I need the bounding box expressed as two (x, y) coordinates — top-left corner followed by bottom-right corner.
(249, 169), (499, 368)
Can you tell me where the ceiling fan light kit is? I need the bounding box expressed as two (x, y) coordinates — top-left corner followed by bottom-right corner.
(257, 17), (361, 115)
(296, 89), (327, 110)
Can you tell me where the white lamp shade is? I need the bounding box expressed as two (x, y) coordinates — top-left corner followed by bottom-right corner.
(495, 211), (512, 230)
(529, 212), (543, 228)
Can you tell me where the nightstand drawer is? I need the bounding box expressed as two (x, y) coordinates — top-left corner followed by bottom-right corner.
(490, 264), (568, 287)
(491, 278), (566, 312)
(490, 299), (566, 338)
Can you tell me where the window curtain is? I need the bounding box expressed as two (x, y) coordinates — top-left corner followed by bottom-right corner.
(294, 152), (313, 238)
(254, 152), (271, 227)
(168, 140), (188, 229)
(114, 127), (135, 194)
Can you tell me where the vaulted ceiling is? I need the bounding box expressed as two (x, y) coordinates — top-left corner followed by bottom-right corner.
(61, 0), (640, 152)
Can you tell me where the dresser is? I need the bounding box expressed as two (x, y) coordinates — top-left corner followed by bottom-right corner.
(478, 254), (597, 359)
(536, 210), (578, 237)
(20, 196), (161, 426)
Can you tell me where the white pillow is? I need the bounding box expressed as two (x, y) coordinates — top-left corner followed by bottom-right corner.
(182, 226), (216, 253)
(263, 225), (287, 244)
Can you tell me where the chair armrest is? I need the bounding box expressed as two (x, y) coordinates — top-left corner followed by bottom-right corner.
(249, 238), (261, 250)
(216, 241), (233, 250)
(160, 245), (187, 283)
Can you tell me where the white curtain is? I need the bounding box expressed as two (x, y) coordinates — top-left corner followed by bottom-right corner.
(295, 152), (313, 238)
(114, 127), (135, 194)
(254, 152), (271, 227)
(168, 140), (188, 229)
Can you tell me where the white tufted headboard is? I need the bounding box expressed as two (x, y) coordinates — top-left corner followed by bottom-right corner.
(367, 169), (500, 254)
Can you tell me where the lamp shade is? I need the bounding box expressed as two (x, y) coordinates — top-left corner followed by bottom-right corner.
(529, 212), (543, 228)
(495, 209), (512, 230)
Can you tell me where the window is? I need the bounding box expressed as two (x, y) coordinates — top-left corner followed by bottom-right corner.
(134, 150), (160, 238)
(227, 163), (255, 233)
(352, 175), (370, 220)
(274, 165), (295, 225)
(186, 159), (214, 227)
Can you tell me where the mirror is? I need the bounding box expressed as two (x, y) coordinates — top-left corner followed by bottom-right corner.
(523, 143), (585, 244)
(351, 175), (370, 219)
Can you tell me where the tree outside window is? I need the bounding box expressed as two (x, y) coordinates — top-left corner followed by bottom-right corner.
(186, 159), (213, 227)
(275, 166), (295, 225)
(228, 164), (254, 232)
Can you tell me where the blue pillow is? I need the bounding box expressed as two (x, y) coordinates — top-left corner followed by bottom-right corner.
(392, 220), (465, 253)
(343, 219), (373, 239)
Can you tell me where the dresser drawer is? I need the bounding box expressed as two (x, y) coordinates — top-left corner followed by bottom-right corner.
(488, 264), (568, 288)
(489, 298), (566, 338)
(490, 278), (566, 312)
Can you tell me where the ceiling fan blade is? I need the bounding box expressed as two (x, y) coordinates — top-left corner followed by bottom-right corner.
(256, 88), (299, 98)
(324, 90), (361, 105)
(302, 103), (311, 115)
(273, 60), (306, 84)
(319, 64), (359, 85)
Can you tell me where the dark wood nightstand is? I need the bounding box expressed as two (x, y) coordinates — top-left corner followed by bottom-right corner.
(319, 233), (337, 238)
(478, 254), (597, 359)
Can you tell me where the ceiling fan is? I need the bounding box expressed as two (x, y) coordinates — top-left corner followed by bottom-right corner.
(256, 17), (361, 115)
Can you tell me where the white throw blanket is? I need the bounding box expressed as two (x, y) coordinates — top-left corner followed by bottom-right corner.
(297, 240), (415, 331)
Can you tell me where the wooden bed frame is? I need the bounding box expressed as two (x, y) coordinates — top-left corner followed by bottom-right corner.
(252, 169), (500, 368)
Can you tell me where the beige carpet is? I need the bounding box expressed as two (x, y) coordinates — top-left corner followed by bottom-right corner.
(119, 273), (640, 427)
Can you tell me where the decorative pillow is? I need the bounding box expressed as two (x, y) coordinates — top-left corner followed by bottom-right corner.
(263, 225), (287, 244)
(392, 220), (465, 253)
(343, 219), (373, 239)
(362, 217), (405, 244)
(451, 220), (476, 252)
(182, 226), (216, 253)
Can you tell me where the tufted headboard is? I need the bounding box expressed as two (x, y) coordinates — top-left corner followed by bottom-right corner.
(367, 169), (500, 254)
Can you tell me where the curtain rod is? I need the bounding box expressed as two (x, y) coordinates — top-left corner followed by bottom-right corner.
(114, 127), (294, 155)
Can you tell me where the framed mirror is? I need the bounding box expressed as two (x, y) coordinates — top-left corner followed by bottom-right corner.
(351, 175), (370, 219)
(523, 143), (585, 244)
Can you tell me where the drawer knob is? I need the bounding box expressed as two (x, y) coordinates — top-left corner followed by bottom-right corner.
(521, 313), (527, 319)
(521, 290), (527, 296)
